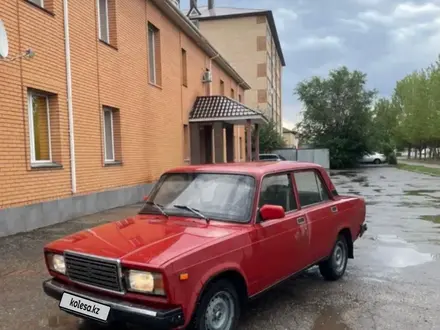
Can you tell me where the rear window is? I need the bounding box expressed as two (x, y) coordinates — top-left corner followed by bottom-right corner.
(294, 171), (329, 207)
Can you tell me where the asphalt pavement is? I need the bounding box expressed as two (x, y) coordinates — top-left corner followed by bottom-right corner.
(1, 166), (440, 330)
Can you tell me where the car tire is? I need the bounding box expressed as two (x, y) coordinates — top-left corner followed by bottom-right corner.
(319, 234), (348, 281)
(373, 159), (381, 164)
(191, 279), (241, 330)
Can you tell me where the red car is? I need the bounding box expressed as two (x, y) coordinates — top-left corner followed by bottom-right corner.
(43, 161), (367, 330)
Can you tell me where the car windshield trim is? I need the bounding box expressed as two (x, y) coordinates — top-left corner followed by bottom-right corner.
(141, 172), (257, 224)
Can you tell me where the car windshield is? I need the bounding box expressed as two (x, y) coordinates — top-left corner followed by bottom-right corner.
(140, 173), (256, 223)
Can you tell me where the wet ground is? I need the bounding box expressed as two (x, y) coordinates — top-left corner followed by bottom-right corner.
(1, 166), (440, 330)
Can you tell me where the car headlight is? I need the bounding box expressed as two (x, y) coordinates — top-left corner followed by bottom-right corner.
(46, 253), (66, 274)
(125, 270), (165, 296)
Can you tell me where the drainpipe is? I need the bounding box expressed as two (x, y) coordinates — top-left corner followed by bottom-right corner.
(63, 0), (77, 194)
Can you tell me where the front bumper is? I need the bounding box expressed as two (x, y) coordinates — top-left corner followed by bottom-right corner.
(43, 279), (184, 329)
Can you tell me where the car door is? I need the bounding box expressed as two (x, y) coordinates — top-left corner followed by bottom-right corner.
(247, 172), (309, 292)
(293, 170), (338, 265)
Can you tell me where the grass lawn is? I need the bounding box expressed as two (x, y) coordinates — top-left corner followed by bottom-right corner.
(420, 215), (440, 224)
(397, 163), (440, 176)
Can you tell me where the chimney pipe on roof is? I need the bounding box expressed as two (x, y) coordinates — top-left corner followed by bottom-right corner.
(208, 0), (214, 10)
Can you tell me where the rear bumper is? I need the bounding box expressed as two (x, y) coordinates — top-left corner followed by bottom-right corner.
(359, 223), (368, 237)
(43, 279), (184, 329)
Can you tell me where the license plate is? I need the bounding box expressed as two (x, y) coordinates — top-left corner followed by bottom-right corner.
(59, 292), (111, 322)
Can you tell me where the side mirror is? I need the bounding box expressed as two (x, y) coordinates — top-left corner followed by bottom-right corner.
(259, 204), (285, 221)
(143, 195), (149, 201)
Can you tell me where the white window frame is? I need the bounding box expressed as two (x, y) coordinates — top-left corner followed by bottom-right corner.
(30, 0), (45, 7)
(98, 0), (110, 43)
(103, 107), (115, 163)
(148, 25), (157, 84)
(28, 92), (52, 165)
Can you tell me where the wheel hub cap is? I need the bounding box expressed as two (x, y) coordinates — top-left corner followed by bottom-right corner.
(205, 291), (234, 330)
(333, 243), (345, 273)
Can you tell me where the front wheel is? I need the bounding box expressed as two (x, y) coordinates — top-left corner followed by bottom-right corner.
(373, 159), (381, 164)
(319, 234), (348, 281)
(191, 280), (241, 330)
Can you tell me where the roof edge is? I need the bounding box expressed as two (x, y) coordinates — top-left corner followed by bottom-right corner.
(195, 10), (286, 67)
(152, 0), (252, 90)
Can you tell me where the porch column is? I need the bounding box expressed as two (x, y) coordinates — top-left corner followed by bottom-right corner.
(213, 122), (225, 163)
(246, 119), (252, 162)
(190, 123), (201, 165)
(255, 124), (260, 161)
(225, 124), (234, 163)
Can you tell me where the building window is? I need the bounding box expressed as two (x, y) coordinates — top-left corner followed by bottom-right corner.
(28, 92), (52, 164)
(98, 0), (110, 43)
(103, 108), (115, 162)
(231, 88), (235, 99)
(148, 23), (161, 85)
(238, 94), (242, 103)
(220, 80), (225, 95)
(181, 48), (188, 87)
(27, 0), (55, 12)
(103, 106), (122, 164)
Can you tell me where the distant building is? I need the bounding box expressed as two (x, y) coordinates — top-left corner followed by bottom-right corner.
(187, 0), (286, 133)
(283, 128), (299, 148)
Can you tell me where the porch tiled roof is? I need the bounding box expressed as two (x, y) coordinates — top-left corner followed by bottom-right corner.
(189, 96), (266, 122)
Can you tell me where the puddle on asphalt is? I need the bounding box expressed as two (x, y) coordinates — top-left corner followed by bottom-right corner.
(420, 215), (440, 224)
(369, 235), (435, 268)
(373, 188), (382, 193)
(312, 306), (350, 330)
(374, 246), (435, 268)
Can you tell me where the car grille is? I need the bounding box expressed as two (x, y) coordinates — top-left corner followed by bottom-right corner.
(65, 252), (122, 293)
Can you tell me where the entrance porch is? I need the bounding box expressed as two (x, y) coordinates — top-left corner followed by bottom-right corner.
(188, 96), (267, 165)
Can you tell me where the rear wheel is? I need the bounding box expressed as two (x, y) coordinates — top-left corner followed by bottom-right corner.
(191, 280), (241, 330)
(319, 234), (348, 281)
(373, 158), (381, 164)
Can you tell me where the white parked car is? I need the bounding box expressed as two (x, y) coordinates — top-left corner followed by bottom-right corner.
(359, 152), (387, 164)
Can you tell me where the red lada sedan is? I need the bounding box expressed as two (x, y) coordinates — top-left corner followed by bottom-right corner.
(42, 161), (367, 330)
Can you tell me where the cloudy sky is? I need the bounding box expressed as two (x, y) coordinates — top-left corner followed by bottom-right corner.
(181, 0), (440, 129)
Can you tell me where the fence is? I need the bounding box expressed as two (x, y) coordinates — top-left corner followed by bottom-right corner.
(273, 148), (330, 169)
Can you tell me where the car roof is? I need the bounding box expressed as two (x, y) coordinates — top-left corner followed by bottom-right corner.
(165, 161), (323, 177)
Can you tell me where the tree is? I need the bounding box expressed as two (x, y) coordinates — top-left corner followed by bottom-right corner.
(295, 66), (377, 169)
(252, 120), (285, 153)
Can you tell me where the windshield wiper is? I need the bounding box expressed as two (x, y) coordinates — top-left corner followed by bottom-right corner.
(143, 201), (168, 218)
(173, 204), (209, 223)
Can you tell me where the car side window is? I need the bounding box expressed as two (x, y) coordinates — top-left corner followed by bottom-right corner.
(294, 171), (330, 207)
(259, 173), (297, 212)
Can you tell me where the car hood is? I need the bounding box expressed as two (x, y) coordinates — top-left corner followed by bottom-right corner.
(45, 215), (241, 267)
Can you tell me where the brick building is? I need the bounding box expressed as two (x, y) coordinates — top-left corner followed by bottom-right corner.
(187, 0), (286, 133)
(0, 0), (266, 236)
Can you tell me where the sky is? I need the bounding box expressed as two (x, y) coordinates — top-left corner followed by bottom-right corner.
(181, 0), (440, 130)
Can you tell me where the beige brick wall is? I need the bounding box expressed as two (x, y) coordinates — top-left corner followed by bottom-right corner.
(198, 16), (267, 112)
(0, 0), (245, 209)
(198, 15), (283, 130)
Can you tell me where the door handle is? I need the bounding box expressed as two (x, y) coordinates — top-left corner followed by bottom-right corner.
(297, 217), (305, 225)
(331, 206), (338, 213)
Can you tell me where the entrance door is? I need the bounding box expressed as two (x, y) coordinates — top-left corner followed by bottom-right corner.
(200, 125), (213, 164)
